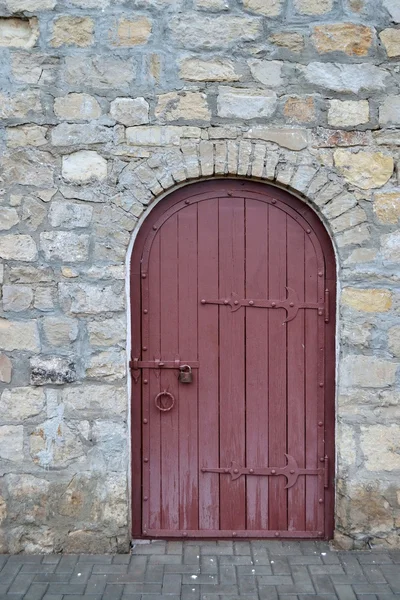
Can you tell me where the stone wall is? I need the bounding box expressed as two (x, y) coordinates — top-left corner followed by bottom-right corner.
(0, 0), (399, 552)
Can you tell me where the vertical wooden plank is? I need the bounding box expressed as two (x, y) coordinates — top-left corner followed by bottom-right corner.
(147, 234), (161, 531)
(178, 204), (199, 531)
(305, 234), (319, 532)
(130, 265), (142, 536)
(160, 214), (180, 530)
(268, 204), (288, 532)
(219, 196), (246, 531)
(245, 198), (269, 530)
(198, 199), (220, 531)
(286, 218), (306, 532)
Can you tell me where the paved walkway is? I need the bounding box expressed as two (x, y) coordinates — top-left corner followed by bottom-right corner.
(0, 541), (399, 600)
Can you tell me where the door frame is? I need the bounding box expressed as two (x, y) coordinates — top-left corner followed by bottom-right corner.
(129, 178), (336, 540)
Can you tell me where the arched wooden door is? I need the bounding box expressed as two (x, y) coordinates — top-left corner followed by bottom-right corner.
(130, 180), (336, 539)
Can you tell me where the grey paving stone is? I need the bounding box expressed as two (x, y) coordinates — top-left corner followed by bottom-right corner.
(312, 574), (337, 594)
(162, 572), (182, 593)
(103, 583), (124, 599)
(0, 565), (22, 585)
(219, 555), (253, 565)
(22, 582), (49, 600)
(144, 565), (164, 583)
(47, 584), (86, 595)
(123, 583), (162, 594)
(234, 541), (251, 555)
(148, 554), (182, 565)
(167, 542), (184, 554)
(334, 583), (358, 600)
(7, 572), (36, 595)
(132, 542), (166, 555)
(219, 565), (237, 584)
(92, 564), (128, 574)
(112, 555), (131, 564)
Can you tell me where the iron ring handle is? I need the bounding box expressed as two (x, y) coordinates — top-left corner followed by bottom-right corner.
(155, 390), (175, 412)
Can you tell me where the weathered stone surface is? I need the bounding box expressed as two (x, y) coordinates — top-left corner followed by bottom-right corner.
(169, 15), (261, 49)
(334, 150), (394, 189)
(380, 28), (400, 58)
(322, 193), (357, 220)
(59, 282), (125, 314)
(51, 16), (94, 47)
(0, 354), (12, 384)
(48, 202), (93, 229)
(42, 317), (79, 347)
(0, 17), (38, 48)
(54, 94), (101, 121)
(30, 420), (85, 467)
(294, 0), (333, 14)
(244, 127), (308, 150)
(342, 288), (392, 312)
(112, 17), (152, 46)
(379, 95), (400, 126)
(125, 125), (201, 146)
(87, 316), (126, 346)
(179, 58), (238, 82)
(34, 287), (54, 312)
(361, 424), (400, 471)
(248, 59), (283, 87)
(0, 234), (37, 261)
(269, 31), (304, 52)
(284, 97), (315, 123)
(196, 0), (227, 9)
(381, 230), (400, 262)
(388, 326), (400, 357)
(342, 320), (372, 347)
(314, 128), (369, 148)
(217, 87), (277, 119)
(30, 356), (77, 385)
(374, 192), (400, 224)
(328, 100), (369, 127)
(51, 123), (112, 147)
(3, 285), (33, 312)
(156, 91), (210, 123)
(331, 206), (367, 233)
(303, 63), (387, 94)
(1, 387), (45, 420)
(62, 384), (126, 418)
(65, 56), (135, 90)
(6, 0), (56, 9)
(62, 151), (108, 183)
(21, 197), (46, 231)
(0, 426), (23, 462)
(7, 124), (47, 148)
(0, 208), (19, 231)
(383, 0), (400, 22)
(338, 423), (356, 467)
(243, 0), (283, 15)
(1, 151), (56, 187)
(0, 90), (41, 119)
(341, 355), (397, 388)
(11, 52), (59, 85)
(312, 24), (373, 56)
(86, 350), (125, 381)
(110, 97), (149, 126)
(40, 231), (90, 262)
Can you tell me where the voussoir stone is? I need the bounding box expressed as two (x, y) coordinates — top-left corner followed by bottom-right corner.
(110, 97), (149, 126)
(303, 62), (387, 94)
(54, 93), (101, 120)
(40, 231), (90, 262)
(0, 17), (39, 48)
(169, 15), (261, 49)
(62, 150), (108, 183)
(243, 0), (283, 16)
(0, 318), (40, 352)
(312, 23), (373, 56)
(342, 288), (392, 312)
(217, 87), (277, 119)
(334, 149), (394, 189)
(380, 28), (400, 58)
(179, 58), (239, 82)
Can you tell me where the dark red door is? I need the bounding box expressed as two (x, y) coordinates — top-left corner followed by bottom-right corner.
(131, 180), (335, 539)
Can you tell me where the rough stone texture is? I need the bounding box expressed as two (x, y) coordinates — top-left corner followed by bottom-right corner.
(0, 0), (399, 553)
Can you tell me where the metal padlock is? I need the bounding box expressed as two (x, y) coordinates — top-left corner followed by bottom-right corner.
(178, 365), (193, 383)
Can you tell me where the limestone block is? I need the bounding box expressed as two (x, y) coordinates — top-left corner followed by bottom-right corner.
(6, 0), (56, 9)
(0, 208), (19, 231)
(1, 151), (56, 187)
(312, 24), (373, 56)
(62, 384), (126, 418)
(1, 387), (45, 420)
(112, 17), (152, 46)
(0, 234), (37, 261)
(342, 320), (371, 347)
(0, 319), (39, 352)
(383, 0), (400, 22)
(388, 325), (400, 357)
(334, 150), (394, 189)
(243, 0), (282, 15)
(284, 97), (315, 123)
(86, 349), (126, 381)
(342, 288), (392, 312)
(179, 58), (239, 82)
(11, 52), (60, 85)
(248, 59), (283, 87)
(155, 91), (210, 123)
(0, 17), (38, 48)
(30, 420), (85, 467)
(49, 202), (93, 229)
(169, 15), (261, 49)
(336, 223), (370, 247)
(328, 100), (369, 127)
(70, 0), (109, 5)
(34, 287), (54, 311)
(361, 424), (400, 471)
(196, 0), (228, 9)
(380, 28), (400, 58)
(8, 266), (53, 284)
(87, 316), (126, 346)
(91, 420), (127, 471)
(341, 355), (397, 388)
(21, 198), (46, 232)
(51, 123), (112, 147)
(294, 0), (333, 14)
(381, 231), (400, 262)
(7, 125), (47, 148)
(42, 317), (78, 346)
(344, 248), (377, 264)
(126, 125), (201, 146)
(322, 193), (357, 220)
(65, 56), (135, 90)
(338, 423), (356, 467)
(330, 206), (367, 233)
(303, 63), (387, 94)
(30, 356), (77, 385)
(59, 282), (125, 314)
(40, 231), (89, 262)
(0, 426), (23, 462)
(54, 94), (101, 121)
(244, 127), (308, 150)
(217, 87), (277, 119)
(374, 192), (400, 224)
(269, 32), (304, 52)
(3, 285), (33, 312)
(110, 97), (149, 126)
(51, 17), (94, 48)
(62, 151), (107, 183)
(0, 90), (41, 119)
(379, 96), (400, 126)
(0, 354), (12, 383)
